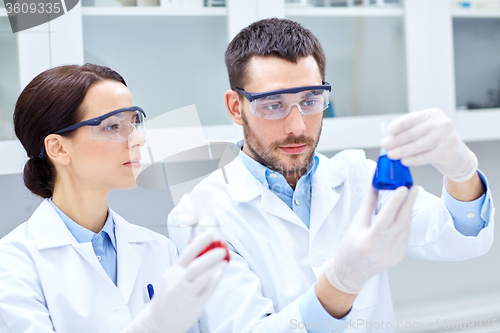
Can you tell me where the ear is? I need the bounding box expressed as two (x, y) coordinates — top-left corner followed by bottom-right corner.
(224, 89), (244, 126)
(45, 134), (71, 166)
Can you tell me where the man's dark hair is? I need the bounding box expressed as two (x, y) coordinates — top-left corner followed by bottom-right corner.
(225, 18), (326, 91)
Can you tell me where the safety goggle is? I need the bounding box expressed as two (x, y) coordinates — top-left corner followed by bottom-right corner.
(39, 106), (146, 158)
(235, 82), (331, 120)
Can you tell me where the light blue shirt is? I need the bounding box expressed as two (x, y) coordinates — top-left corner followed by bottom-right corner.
(443, 170), (491, 236)
(239, 142), (491, 332)
(48, 199), (118, 286)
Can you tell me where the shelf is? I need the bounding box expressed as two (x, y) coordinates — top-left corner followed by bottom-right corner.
(0, 115), (412, 175)
(2, 109), (500, 176)
(456, 108), (500, 142)
(318, 114), (402, 152)
(285, 6), (403, 17)
(81, 6), (226, 16)
(452, 9), (500, 17)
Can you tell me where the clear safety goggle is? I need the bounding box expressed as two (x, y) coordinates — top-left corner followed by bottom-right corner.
(235, 82), (331, 120)
(39, 106), (146, 158)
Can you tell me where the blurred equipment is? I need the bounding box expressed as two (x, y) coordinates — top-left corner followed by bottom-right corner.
(453, 0), (500, 10)
(204, 0), (225, 6)
(466, 88), (500, 110)
(285, 0), (401, 6)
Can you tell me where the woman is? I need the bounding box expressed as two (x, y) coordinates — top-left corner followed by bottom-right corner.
(0, 64), (227, 333)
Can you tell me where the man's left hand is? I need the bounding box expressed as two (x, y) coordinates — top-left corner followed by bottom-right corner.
(381, 108), (478, 183)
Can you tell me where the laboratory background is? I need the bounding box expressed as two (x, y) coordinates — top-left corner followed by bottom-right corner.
(1, 0), (500, 330)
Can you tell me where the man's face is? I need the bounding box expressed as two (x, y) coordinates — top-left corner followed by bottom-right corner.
(240, 55), (323, 179)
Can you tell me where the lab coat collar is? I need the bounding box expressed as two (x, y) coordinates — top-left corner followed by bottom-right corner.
(29, 201), (116, 290)
(29, 200), (155, 304)
(226, 151), (348, 201)
(28, 200), (154, 250)
(312, 153), (348, 191)
(225, 151), (348, 231)
(28, 199), (78, 250)
(225, 153), (306, 229)
(110, 209), (155, 243)
(225, 153), (263, 204)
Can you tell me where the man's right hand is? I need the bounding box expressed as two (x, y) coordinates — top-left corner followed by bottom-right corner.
(325, 185), (419, 294)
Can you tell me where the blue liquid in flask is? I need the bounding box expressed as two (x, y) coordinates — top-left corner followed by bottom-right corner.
(372, 152), (413, 191)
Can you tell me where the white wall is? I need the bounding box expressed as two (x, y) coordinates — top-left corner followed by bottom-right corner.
(82, 15), (233, 126)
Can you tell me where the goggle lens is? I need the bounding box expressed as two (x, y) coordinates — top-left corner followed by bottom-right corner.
(89, 110), (145, 142)
(250, 89), (329, 120)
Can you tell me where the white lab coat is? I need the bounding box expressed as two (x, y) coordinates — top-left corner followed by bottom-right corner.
(168, 149), (495, 333)
(0, 199), (199, 333)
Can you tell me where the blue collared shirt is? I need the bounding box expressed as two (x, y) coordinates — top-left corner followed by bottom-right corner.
(48, 198), (118, 286)
(238, 141), (491, 332)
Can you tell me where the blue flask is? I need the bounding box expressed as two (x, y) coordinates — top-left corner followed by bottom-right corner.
(373, 149), (413, 191)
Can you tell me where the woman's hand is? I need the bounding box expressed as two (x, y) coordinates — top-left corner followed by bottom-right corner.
(124, 231), (227, 333)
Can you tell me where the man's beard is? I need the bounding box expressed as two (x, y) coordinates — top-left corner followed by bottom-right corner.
(241, 110), (322, 179)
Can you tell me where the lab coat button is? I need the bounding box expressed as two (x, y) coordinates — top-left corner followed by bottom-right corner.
(295, 199), (300, 206)
(270, 173), (277, 178)
(312, 258), (325, 267)
(97, 256), (102, 261)
(467, 212), (475, 218)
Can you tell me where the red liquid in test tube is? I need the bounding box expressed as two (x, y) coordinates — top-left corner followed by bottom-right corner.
(196, 240), (230, 262)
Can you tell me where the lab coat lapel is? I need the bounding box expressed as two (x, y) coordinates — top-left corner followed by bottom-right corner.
(309, 154), (348, 242)
(225, 153), (307, 230)
(72, 243), (117, 288)
(112, 211), (154, 304)
(260, 189), (308, 230)
(225, 156), (261, 204)
(29, 200), (117, 288)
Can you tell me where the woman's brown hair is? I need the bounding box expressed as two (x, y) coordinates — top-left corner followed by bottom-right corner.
(13, 63), (126, 198)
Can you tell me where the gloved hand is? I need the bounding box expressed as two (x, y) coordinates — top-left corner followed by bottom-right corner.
(123, 231), (227, 333)
(325, 186), (419, 294)
(381, 108), (478, 183)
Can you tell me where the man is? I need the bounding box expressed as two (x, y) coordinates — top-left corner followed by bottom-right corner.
(168, 19), (494, 332)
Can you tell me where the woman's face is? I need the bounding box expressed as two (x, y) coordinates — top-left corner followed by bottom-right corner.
(65, 80), (145, 191)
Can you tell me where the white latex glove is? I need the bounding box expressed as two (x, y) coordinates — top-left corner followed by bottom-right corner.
(325, 186), (419, 294)
(123, 231), (227, 333)
(381, 108), (478, 183)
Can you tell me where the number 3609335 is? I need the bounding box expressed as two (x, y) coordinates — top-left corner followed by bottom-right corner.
(5, 2), (61, 14)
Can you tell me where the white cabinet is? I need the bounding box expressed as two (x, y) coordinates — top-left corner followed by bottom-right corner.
(289, 15), (407, 118)
(1, 1), (499, 328)
(1, 0), (500, 172)
(287, 9), (407, 151)
(82, 14), (231, 125)
(451, 5), (500, 143)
